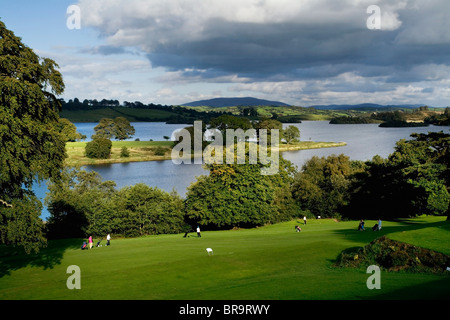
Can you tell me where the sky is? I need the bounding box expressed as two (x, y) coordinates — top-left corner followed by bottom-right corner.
(1, 0), (450, 107)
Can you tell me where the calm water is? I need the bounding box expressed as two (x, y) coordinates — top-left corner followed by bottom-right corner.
(35, 121), (449, 219)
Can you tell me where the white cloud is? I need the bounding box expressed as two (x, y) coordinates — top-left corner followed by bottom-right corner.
(52, 0), (450, 106)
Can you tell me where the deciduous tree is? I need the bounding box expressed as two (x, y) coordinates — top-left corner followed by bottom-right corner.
(0, 21), (66, 252)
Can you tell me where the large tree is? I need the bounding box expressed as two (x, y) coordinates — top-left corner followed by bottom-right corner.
(0, 21), (66, 253)
(92, 117), (135, 140)
(291, 154), (361, 219)
(346, 132), (449, 220)
(184, 151), (298, 229)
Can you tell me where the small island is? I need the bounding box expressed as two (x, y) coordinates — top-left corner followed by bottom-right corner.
(65, 140), (347, 166)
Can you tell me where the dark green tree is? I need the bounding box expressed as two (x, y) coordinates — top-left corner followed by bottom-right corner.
(46, 169), (117, 239)
(283, 125), (300, 144)
(346, 132), (449, 219)
(0, 21), (66, 253)
(56, 118), (85, 142)
(46, 168), (185, 238)
(254, 119), (283, 145)
(291, 154), (360, 219)
(208, 114), (254, 145)
(92, 118), (115, 140)
(184, 151), (298, 229)
(85, 138), (112, 159)
(113, 116), (135, 140)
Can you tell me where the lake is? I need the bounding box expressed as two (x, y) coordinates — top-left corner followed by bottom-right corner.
(35, 121), (449, 219)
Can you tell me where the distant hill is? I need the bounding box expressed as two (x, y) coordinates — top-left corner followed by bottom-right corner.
(182, 97), (290, 108)
(309, 103), (427, 111)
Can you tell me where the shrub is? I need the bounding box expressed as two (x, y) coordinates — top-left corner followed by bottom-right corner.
(85, 138), (112, 159)
(153, 146), (168, 156)
(335, 236), (450, 274)
(120, 146), (130, 158)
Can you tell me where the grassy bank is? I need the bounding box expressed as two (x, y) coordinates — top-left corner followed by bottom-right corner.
(0, 216), (448, 300)
(65, 141), (174, 166)
(65, 140), (347, 166)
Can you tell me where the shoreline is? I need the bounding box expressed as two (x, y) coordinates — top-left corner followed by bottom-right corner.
(65, 141), (347, 167)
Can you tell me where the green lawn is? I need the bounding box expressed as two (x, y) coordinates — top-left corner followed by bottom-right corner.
(0, 216), (448, 300)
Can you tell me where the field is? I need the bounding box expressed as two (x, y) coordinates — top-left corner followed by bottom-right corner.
(60, 107), (179, 123)
(64, 140), (347, 166)
(65, 140), (175, 166)
(0, 216), (448, 300)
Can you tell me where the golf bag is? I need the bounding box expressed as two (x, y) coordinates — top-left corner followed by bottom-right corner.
(372, 223), (379, 231)
(81, 242), (87, 250)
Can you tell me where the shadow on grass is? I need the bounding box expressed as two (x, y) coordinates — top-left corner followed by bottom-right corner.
(366, 278), (450, 300)
(335, 219), (448, 246)
(329, 218), (449, 264)
(0, 238), (82, 278)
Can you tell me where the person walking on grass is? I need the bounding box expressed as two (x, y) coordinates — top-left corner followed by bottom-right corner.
(197, 226), (201, 238)
(303, 216), (307, 225)
(88, 236), (93, 249)
(106, 233), (111, 246)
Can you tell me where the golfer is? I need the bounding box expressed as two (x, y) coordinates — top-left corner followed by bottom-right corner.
(88, 236), (93, 249)
(197, 226), (201, 238)
(303, 216), (307, 225)
(106, 233), (111, 246)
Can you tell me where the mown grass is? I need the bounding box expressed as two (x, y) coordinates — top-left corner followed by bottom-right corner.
(0, 216), (448, 300)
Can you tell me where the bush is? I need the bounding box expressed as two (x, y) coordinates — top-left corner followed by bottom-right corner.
(85, 138), (112, 159)
(46, 169), (185, 239)
(335, 236), (450, 274)
(153, 146), (168, 156)
(120, 146), (130, 158)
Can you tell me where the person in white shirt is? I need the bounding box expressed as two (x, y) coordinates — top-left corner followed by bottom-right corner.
(196, 226), (201, 238)
(106, 233), (111, 246)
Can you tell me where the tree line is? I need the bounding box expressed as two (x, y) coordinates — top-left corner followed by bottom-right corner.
(330, 107), (450, 127)
(0, 21), (448, 254)
(43, 130), (449, 241)
(293, 131), (449, 221)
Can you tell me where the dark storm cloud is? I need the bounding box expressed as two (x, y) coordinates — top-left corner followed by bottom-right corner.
(76, 0), (450, 106)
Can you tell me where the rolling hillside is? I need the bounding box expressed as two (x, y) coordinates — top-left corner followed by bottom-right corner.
(182, 97), (290, 107)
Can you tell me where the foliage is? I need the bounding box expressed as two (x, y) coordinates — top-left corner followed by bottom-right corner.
(114, 184), (185, 237)
(85, 137), (112, 159)
(329, 116), (379, 124)
(424, 107), (450, 126)
(378, 120), (429, 127)
(282, 125), (300, 144)
(120, 146), (130, 157)
(92, 117), (135, 140)
(46, 168), (185, 239)
(173, 124), (209, 154)
(208, 114), (254, 145)
(291, 154), (361, 219)
(345, 132), (449, 219)
(56, 118), (85, 142)
(184, 151), (298, 229)
(253, 119), (283, 144)
(153, 146), (169, 156)
(113, 116), (136, 140)
(0, 20), (66, 253)
(335, 236), (450, 274)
